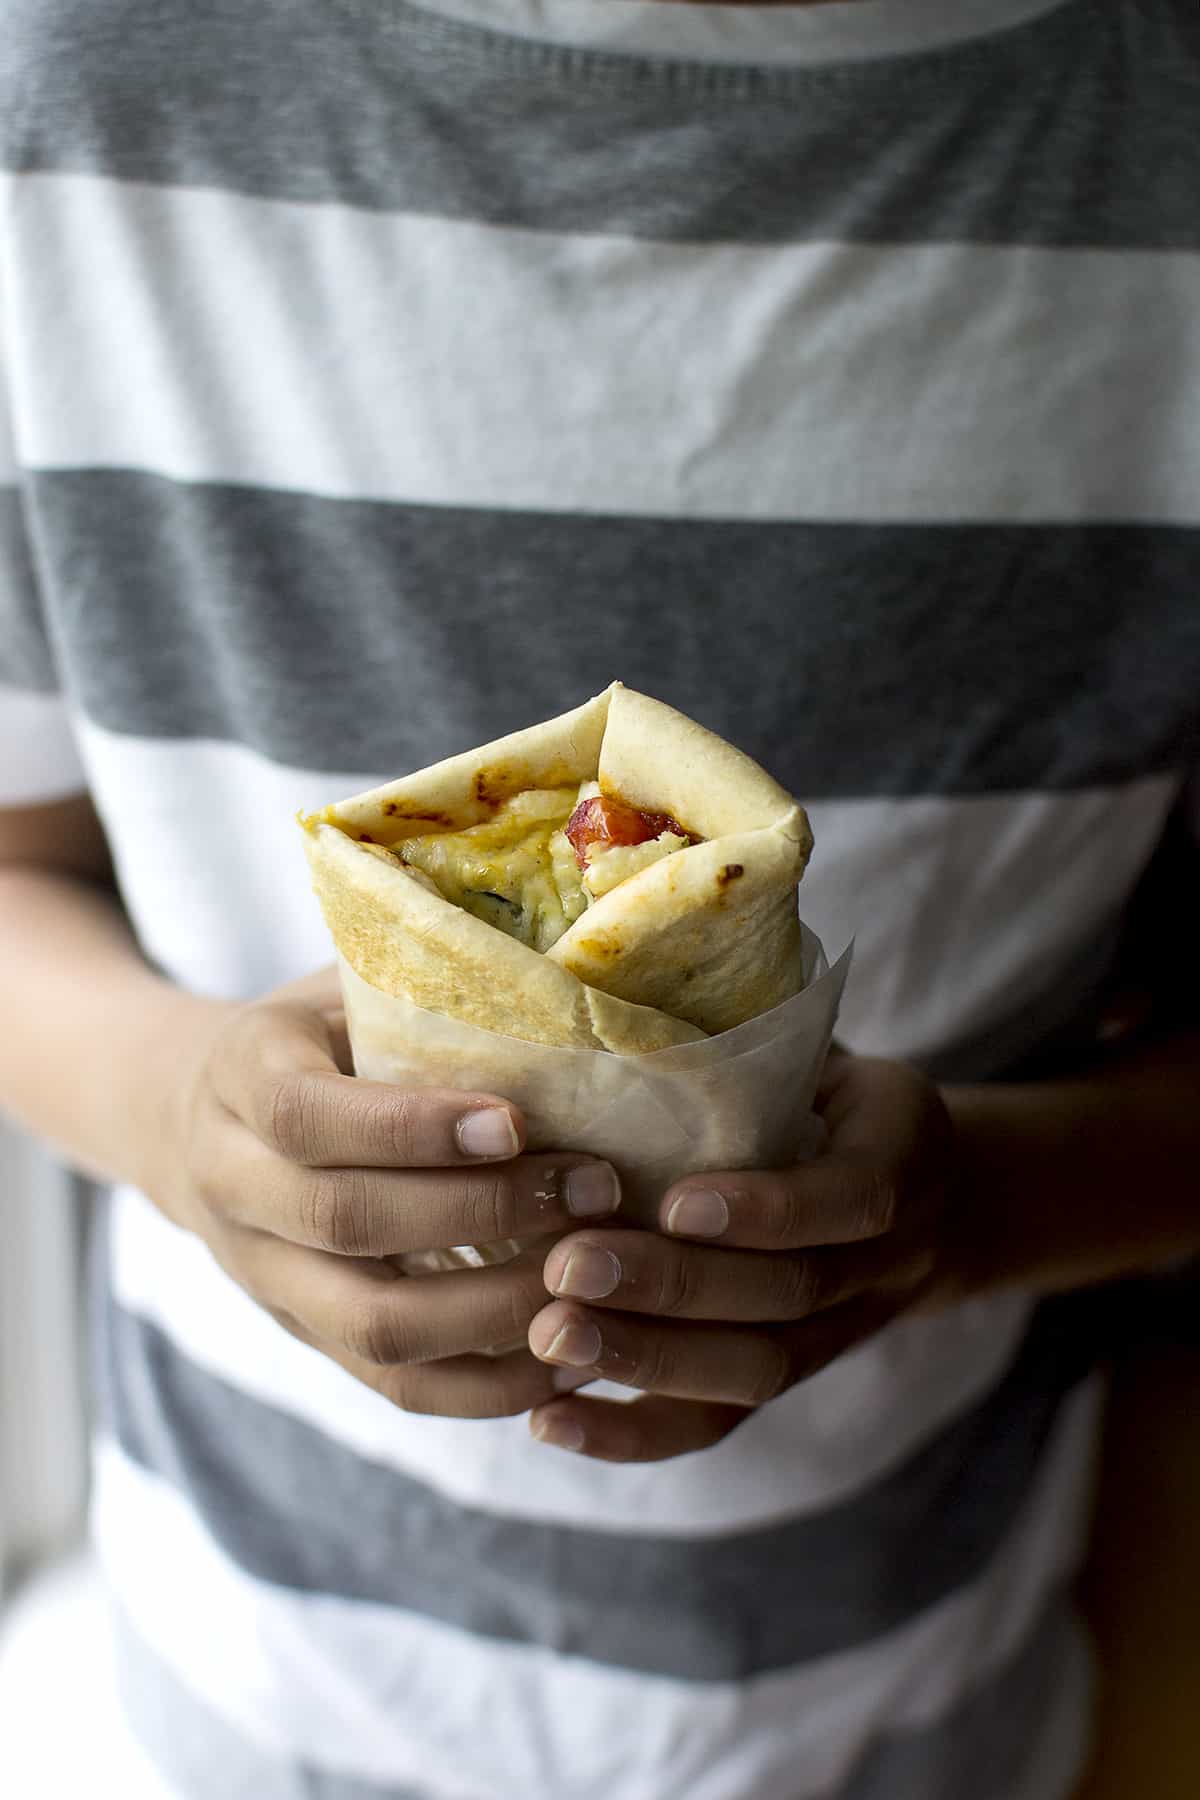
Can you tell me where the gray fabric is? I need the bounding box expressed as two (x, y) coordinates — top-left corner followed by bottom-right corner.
(95, 1291), (1098, 1680)
(109, 1587), (1086, 1800)
(0, 487), (57, 690)
(837, 1596), (1086, 1800)
(921, 912), (1127, 1083)
(1, 0), (1197, 249)
(30, 470), (1200, 797)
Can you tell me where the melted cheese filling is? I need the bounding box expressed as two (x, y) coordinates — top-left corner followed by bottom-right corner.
(582, 832), (688, 899)
(396, 788), (586, 953)
(388, 784), (691, 952)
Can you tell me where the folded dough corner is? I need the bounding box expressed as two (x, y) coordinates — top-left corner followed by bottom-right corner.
(300, 682), (813, 1051)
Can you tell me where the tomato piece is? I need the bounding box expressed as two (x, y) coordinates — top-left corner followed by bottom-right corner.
(564, 795), (693, 869)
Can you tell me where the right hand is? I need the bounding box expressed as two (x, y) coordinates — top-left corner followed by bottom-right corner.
(141, 968), (619, 1419)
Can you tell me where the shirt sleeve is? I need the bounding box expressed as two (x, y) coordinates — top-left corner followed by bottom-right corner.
(0, 260), (88, 806)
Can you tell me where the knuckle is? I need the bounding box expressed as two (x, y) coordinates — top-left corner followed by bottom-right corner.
(464, 1379), (533, 1419)
(262, 1073), (323, 1163)
(370, 1089), (431, 1166)
(743, 1337), (793, 1408)
(466, 1370), (539, 1419)
(378, 1363), (529, 1420)
(493, 1267), (544, 1342)
(766, 1180), (811, 1248)
(857, 1166), (900, 1239)
(293, 1173), (334, 1249)
(509, 1281), (543, 1341)
(296, 1168), (376, 1256)
(459, 1170), (518, 1244)
(341, 1296), (417, 1367)
(373, 1364), (423, 1411)
(631, 1334), (676, 1396)
(766, 1254), (823, 1320)
(653, 1248), (701, 1319)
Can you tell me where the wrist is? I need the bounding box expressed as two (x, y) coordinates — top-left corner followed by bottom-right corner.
(112, 981), (238, 1223)
(936, 1084), (1041, 1302)
(940, 1038), (1200, 1301)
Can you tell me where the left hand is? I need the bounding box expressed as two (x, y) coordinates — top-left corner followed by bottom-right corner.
(527, 1049), (959, 1462)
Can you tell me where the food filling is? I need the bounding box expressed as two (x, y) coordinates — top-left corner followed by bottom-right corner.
(565, 794), (695, 900)
(382, 786), (698, 952)
(564, 794), (691, 864)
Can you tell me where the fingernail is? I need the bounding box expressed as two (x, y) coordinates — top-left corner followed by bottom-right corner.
(565, 1163), (619, 1217)
(555, 1247), (620, 1301)
(666, 1189), (729, 1238)
(543, 1320), (603, 1368)
(533, 1413), (586, 1453)
(456, 1109), (519, 1159)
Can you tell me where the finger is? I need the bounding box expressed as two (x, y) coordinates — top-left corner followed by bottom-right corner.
(225, 1226), (561, 1366)
(816, 1055), (949, 1165)
(247, 965), (357, 1075)
(528, 1292), (903, 1406)
(530, 1393), (749, 1463)
(660, 1158), (903, 1251)
(217, 1132), (619, 1256)
(281, 1309), (574, 1419)
(215, 999), (530, 1168)
(814, 1043), (857, 1113)
(662, 1057), (952, 1253)
(528, 1299), (791, 1404)
(542, 1229), (868, 1323)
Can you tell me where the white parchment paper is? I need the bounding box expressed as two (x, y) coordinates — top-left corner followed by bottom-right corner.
(339, 925), (852, 1275)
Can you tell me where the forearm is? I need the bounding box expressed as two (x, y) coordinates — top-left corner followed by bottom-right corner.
(943, 1031), (1200, 1300)
(0, 865), (232, 1194)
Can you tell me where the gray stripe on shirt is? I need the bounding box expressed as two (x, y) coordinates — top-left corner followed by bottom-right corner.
(0, 488), (58, 691)
(30, 470), (1200, 798)
(4, 0), (1198, 249)
(95, 1292), (1100, 1681)
(108, 1587), (1088, 1800)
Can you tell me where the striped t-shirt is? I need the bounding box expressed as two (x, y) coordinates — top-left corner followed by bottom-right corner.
(3, 1), (1199, 1795)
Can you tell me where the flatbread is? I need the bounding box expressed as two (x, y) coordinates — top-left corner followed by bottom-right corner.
(301, 682), (812, 1048)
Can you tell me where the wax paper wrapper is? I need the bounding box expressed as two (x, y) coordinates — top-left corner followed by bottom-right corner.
(339, 924), (851, 1275)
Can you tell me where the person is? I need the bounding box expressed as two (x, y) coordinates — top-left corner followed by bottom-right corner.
(0, 0), (1197, 1794)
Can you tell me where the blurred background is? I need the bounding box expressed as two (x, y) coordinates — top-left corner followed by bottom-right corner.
(0, 1132), (152, 1790)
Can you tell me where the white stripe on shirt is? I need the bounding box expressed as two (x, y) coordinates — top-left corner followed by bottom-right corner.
(0, 684), (87, 803)
(7, 172), (1200, 525)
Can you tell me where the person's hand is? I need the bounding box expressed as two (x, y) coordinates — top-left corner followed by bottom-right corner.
(526, 1050), (957, 1462)
(140, 967), (619, 1419)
